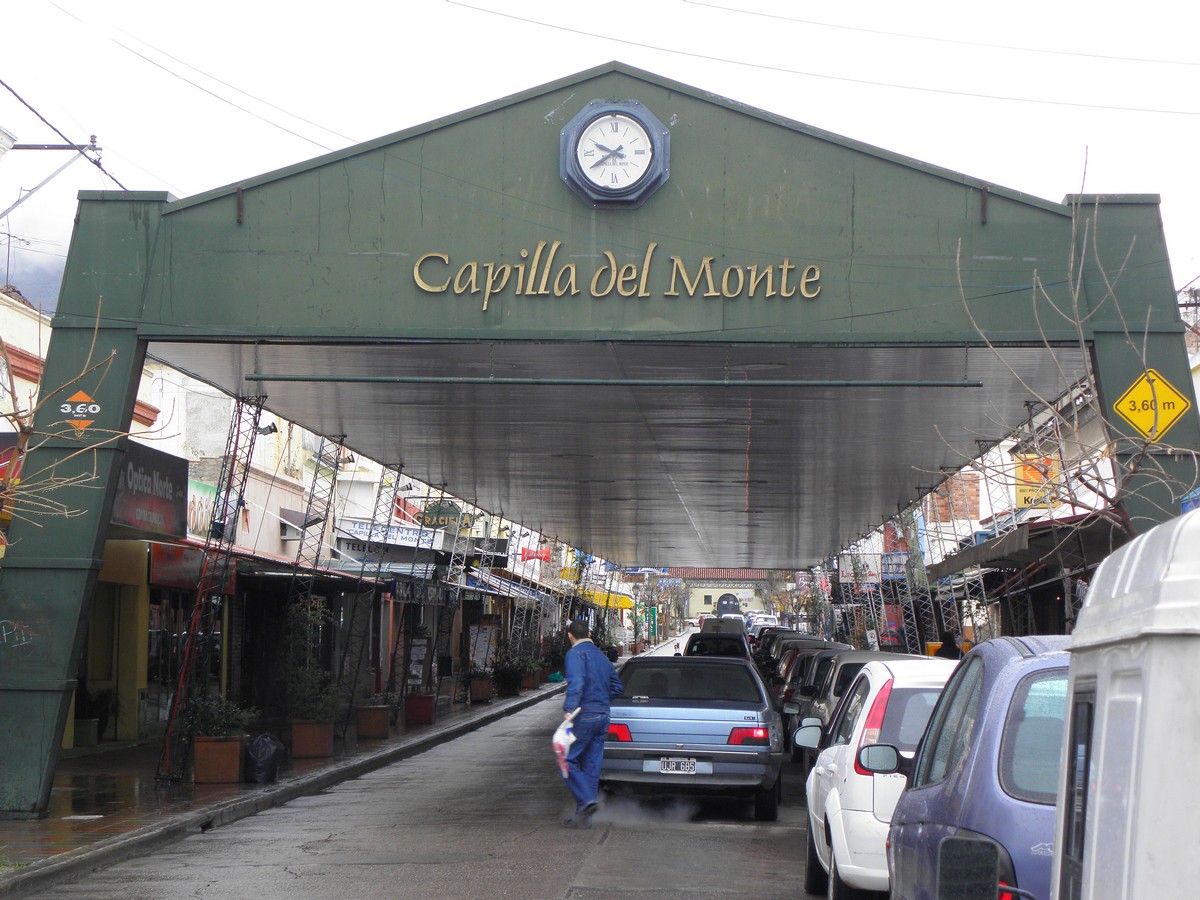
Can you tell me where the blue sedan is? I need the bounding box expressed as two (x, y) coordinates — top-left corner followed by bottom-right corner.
(600, 656), (785, 820)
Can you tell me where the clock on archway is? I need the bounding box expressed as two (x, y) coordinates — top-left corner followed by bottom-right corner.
(560, 99), (670, 209)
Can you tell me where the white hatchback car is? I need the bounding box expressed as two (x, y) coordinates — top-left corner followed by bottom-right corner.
(795, 656), (959, 897)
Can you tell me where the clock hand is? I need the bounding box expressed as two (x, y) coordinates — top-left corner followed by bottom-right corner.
(590, 145), (625, 169)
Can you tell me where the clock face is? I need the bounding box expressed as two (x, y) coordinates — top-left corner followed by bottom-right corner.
(574, 113), (654, 192)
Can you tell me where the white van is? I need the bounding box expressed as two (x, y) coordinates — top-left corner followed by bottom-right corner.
(1051, 507), (1200, 899)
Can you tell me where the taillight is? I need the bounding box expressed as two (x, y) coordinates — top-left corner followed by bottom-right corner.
(998, 884), (1014, 900)
(854, 678), (893, 776)
(728, 726), (769, 745)
(607, 723), (632, 742)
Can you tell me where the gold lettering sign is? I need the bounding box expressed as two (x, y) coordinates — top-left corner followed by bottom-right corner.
(412, 241), (821, 311)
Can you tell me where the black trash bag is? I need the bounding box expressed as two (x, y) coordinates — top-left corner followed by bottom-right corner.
(243, 732), (287, 783)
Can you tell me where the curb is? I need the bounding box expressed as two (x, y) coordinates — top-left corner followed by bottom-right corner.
(0, 685), (565, 898)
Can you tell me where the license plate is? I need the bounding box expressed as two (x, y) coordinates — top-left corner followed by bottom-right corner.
(659, 757), (697, 774)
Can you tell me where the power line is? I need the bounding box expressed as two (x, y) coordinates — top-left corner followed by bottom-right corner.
(447, 1), (1200, 117)
(0, 77), (129, 190)
(685, 0), (1200, 69)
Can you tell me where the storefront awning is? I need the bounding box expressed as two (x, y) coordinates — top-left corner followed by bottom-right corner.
(582, 587), (635, 610)
(926, 514), (1128, 582)
(468, 567), (553, 605)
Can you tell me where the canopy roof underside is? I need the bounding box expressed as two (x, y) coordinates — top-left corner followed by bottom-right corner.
(149, 339), (1088, 570)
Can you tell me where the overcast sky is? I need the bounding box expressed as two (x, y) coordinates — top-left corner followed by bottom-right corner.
(3, 0), (1198, 313)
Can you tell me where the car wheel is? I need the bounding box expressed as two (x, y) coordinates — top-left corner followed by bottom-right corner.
(826, 853), (866, 900)
(804, 824), (828, 895)
(753, 773), (780, 821)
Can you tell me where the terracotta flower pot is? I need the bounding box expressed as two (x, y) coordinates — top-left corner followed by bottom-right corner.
(469, 676), (494, 703)
(291, 720), (335, 758)
(405, 694), (436, 725)
(355, 705), (390, 740)
(193, 734), (246, 783)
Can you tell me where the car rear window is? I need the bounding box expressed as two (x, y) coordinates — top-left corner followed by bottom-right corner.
(998, 668), (1068, 804)
(685, 636), (746, 657)
(879, 688), (942, 752)
(622, 663), (763, 703)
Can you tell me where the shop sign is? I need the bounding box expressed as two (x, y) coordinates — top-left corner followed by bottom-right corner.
(150, 543), (236, 593)
(111, 441), (188, 537)
(1013, 455), (1060, 510)
(420, 500), (474, 531)
(339, 518), (440, 549)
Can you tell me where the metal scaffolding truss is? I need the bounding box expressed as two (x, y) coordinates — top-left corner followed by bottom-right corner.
(157, 396), (267, 782)
(335, 464), (403, 737)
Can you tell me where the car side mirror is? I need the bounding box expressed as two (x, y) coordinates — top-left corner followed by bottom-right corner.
(782, 701), (800, 715)
(793, 723), (822, 750)
(856, 744), (902, 774)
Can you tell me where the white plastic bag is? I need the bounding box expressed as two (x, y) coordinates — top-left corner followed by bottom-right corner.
(553, 707), (581, 778)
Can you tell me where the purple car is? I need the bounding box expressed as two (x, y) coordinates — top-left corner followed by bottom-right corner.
(866, 635), (1069, 900)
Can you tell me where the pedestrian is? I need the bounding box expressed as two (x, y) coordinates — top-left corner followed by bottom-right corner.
(933, 630), (963, 660)
(561, 619), (624, 828)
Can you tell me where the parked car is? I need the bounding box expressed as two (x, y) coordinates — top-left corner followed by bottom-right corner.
(774, 642), (847, 708)
(866, 635), (1070, 900)
(601, 656), (785, 820)
(794, 656), (959, 896)
(682, 630), (751, 659)
(754, 627), (801, 666)
(702, 616), (747, 635)
(771, 636), (834, 682)
(792, 649), (913, 767)
(756, 628), (809, 674)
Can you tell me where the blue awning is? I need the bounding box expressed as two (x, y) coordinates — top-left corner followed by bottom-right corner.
(468, 567), (553, 604)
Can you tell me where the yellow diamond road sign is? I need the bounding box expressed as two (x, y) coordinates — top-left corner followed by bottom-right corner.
(1114, 369), (1191, 440)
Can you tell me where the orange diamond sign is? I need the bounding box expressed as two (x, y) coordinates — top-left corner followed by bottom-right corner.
(62, 390), (101, 431)
(1114, 369), (1191, 440)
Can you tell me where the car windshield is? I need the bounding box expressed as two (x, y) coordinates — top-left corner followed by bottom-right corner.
(998, 667), (1068, 804)
(879, 687), (942, 752)
(622, 663), (763, 703)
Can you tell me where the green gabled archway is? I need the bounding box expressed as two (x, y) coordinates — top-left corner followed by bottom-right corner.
(2, 62), (1195, 816)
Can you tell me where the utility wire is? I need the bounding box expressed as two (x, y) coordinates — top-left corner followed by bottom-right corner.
(447, 1), (1200, 117)
(0, 77), (129, 189)
(685, 0), (1200, 68)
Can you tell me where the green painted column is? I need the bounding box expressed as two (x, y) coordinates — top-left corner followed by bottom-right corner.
(0, 192), (162, 818)
(1074, 196), (1200, 534)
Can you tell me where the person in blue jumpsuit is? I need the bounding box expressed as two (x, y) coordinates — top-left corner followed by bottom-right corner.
(561, 619), (624, 828)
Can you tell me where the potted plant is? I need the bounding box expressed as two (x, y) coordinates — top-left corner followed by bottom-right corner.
(519, 654), (541, 691)
(492, 642), (523, 697)
(542, 632), (568, 679)
(464, 665), (494, 704)
(356, 691), (398, 740)
(182, 690), (257, 783)
(283, 598), (341, 758)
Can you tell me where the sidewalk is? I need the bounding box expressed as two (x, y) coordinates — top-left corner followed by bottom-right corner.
(0, 681), (566, 898)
